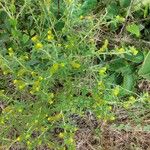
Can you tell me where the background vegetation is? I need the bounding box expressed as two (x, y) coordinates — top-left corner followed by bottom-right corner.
(0, 0), (150, 149)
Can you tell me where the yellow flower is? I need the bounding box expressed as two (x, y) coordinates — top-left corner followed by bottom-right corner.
(35, 120), (38, 123)
(38, 140), (42, 145)
(18, 84), (26, 90)
(68, 138), (74, 144)
(25, 134), (30, 139)
(47, 113), (62, 122)
(49, 93), (54, 98)
(8, 47), (14, 57)
(104, 39), (108, 47)
(58, 44), (62, 47)
(66, 0), (72, 4)
(58, 132), (64, 138)
(47, 117), (51, 121)
(110, 116), (115, 121)
(97, 115), (102, 119)
(123, 96), (136, 109)
(116, 47), (125, 53)
(8, 47), (13, 52)
(65, 44), (69, 48)
(31, 80), (41, 92)
(0, 119), (5, 124)
(80, 15), (84, 20)
(50, 63), (59, 75)
(31, 35), (38, 42)
(108, 106), (112, 111)
(35, 42), (43, 49)
(3, 70), (9, 75)
(47, 30), (52, 35)
(17, 69), (26, 77)
(123, 102), (130, 109)
(99, 67), (107, 75)
(60, 63), (65, 67)
(116, 15), (125, 22)
(98, 81), (103, 86)
(47, 35), (54, 41)
(38, 76), (43, 81)
(71, 62), (81, 69)
(18, 109), (23, 113)
(19, 55), (29, 61)
(87, 15), (93, 20)
(53, 63), (59, 70)
(99, 39), (108, 52)
(0, 90), (4, 96)
(103, 118), (107, 122)
(129, 46), (138, 55)
(9, 52), (14, 57)
(129, 96), (136, 103)
(30, 90), (34, 95)
(13, 79), (18, 84)
(47, 29), (54, 41)
(16, 136), (21, 141)
(35, 87), (40, 92)
(98, 81), (105, 90)
(13, 80), (26, 90)
(48, 99), (53, 105)
(90, 38), (95, 43)
(2, 106), (13, 113)
(31, 71), (37, 77)
(41, 126), (47, 132)
(24, 55), (29, 60)
(27, 141), (31, 145)
(112, 86), (120, 96)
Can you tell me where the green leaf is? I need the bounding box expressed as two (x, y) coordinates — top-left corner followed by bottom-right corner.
(54, 21), (65, 31)
(0, 32), (9, 43)
(120, 73), (135, 96)
(124, 51), (144, 63)
(126, 23), (140, 37)
(119, 0), (131, 8)
(122, 74), (134, 91)
(10, 4), (16, 14)
(22, 34), (29, 44)
(80, 0), (97, 15)
(11, 29), (21, 38)
(109, 59), (134, 74)
(106, 3), (119, 18)
(138, 51), (150, 80)
(144, 4), (149, 18)
(9, 18), (17, 28)
(109, 58), (126, 72)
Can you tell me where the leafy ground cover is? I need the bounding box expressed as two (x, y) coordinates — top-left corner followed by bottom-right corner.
(0, 0), (150, 149)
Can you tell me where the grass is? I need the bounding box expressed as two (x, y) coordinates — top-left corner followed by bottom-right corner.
(0, 0), (150, 149)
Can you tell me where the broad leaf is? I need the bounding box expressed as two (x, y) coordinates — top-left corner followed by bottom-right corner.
(80, 0), (97, 15)
(106, 3), (119, 18)
(124, 51), (144, 63)
(126, 23), (140, 37)
(138, 51), (150, 80)
(119, 0), (131, 8)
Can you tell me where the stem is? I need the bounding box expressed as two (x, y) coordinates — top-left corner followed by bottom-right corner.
(119, 0), (135, 37)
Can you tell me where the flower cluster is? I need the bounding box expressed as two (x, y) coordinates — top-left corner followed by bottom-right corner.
(13, 79), (27, 90)
(47, 30), (54, 41)
(8, 47), (14, 57)
(71, 61), (81, 69)
(98, 39), (108, 52)
(31, 35), (43, 49)
(123, 96), (136, 109)
(129, 46), (139, 55)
